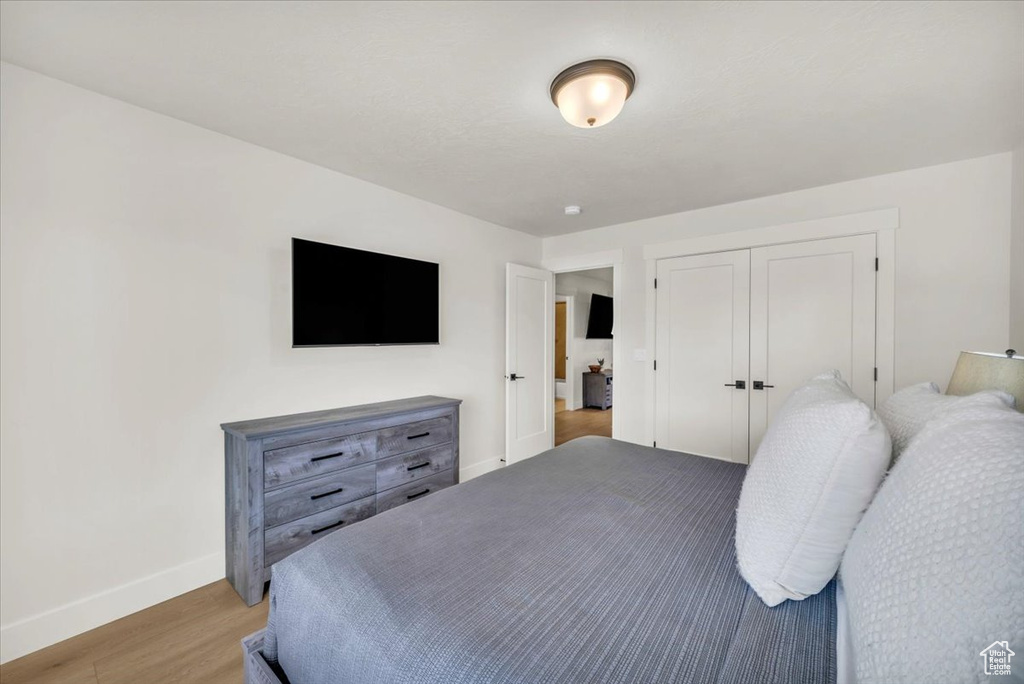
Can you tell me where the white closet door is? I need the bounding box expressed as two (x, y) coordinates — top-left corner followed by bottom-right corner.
(748, 234), (876, 455)
(656, 250), (750, 463)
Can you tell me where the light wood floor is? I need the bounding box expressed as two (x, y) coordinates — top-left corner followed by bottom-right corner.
(555, 400), (612, 446)
(0, 580), (267, 684)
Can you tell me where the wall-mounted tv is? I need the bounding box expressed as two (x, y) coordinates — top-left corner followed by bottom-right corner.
(292, 238), (439, 347)
(585, 294), (613, 339)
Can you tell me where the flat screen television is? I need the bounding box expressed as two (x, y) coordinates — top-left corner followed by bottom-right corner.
(292, 238), (439, 347)
(585, 294), (613, 339)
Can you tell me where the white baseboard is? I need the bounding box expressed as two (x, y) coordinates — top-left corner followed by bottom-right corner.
(460, 456), (503, 481)
(0, 551), (223, 664)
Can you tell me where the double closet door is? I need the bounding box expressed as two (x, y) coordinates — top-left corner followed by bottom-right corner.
(655, 234), (876, 464)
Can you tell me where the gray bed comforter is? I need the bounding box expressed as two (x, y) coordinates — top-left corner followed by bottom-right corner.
(263, 437), (836, 684)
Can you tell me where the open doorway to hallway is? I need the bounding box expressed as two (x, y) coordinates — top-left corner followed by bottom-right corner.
(554, 268), (613, 446)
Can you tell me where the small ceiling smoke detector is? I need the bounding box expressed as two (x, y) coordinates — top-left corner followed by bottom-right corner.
(564, 205), (582, 216)
(550, 59), (636, 128)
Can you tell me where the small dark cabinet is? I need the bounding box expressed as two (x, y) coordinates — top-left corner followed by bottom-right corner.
(583, 371), (613, 410)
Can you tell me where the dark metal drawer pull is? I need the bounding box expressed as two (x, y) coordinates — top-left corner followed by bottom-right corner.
(310, 452), (344, 463)
(311, 520), (345, 535)
(406, 488), (431, 500)
(310, 487), (343, 501)
(407, 432), (430, 440)
(407, 461), (431, 471)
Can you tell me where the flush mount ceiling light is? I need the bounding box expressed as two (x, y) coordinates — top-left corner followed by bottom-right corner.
(550, 59), (636, 129)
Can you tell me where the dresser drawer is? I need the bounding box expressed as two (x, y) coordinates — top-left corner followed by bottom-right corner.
(264, 495), (375, 566)
(375, 416), (452, 458)
(376, 469), (454, 513)
(376, 443), (454, 491)
(264, 432), (375, 489)
(264, 463), (376, 528)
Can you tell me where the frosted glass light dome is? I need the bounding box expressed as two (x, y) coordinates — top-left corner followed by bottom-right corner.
(550, 60), (635, 129)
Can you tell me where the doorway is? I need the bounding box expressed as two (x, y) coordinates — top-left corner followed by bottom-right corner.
(554, 268), (614, 446)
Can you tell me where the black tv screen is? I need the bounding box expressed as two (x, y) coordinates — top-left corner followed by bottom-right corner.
(585, 294), (613, 339)
(292, 238), (439, 346)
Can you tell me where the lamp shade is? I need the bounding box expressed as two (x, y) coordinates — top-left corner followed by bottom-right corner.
(946, 350), (1024, 411)
(554, 72), (630, 128)
(550, 60), (635, 129)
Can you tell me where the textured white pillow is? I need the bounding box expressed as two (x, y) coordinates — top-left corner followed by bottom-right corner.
(736, 370), (891, 607)
(841, 396), (1024, 684)
(877, 382), (1015, 461)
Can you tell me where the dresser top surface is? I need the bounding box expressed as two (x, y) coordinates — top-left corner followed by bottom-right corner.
(221, 395), (462, 439)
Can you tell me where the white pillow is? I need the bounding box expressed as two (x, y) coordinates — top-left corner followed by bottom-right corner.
(877, 382), (1015, 461)
(735, 370), (891, 607)
(841, 395), (1024, 684)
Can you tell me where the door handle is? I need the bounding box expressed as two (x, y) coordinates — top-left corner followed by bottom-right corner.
(509, 373), (525, 381)
(724, 380), (746, 389)
(752, 381), (774, 390)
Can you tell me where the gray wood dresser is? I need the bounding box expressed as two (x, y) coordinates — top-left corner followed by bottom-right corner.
(583, 371), (613, 409)
(222, 395), (461, 605)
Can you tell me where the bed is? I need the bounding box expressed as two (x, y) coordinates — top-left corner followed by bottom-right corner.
(245, 436), (838, 684)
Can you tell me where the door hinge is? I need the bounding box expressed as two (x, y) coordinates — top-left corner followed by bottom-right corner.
(875, 257), (879, 272)
(654, 278), (658, 289)
(874, 367), (878, 381)
(654, 359), (657, 371)
(653, 440), (657, 448)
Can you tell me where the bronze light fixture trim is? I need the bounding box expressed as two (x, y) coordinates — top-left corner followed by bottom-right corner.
(549, 59), (636, 128)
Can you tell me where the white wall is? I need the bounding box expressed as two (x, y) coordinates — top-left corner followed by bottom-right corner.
(554, 380), (568, 399)
(1011, 145), (1024, 351)
(555, 271), (613, 409)
(0, 63), (541, 662)
(544, 153), (1014, 445)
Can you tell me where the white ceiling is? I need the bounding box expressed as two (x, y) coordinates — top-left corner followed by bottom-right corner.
(2, 1), (1022, 237)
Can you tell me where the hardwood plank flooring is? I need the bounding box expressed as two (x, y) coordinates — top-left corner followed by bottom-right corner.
(555, 405), (612, 446)
(0, 580), (267, 684)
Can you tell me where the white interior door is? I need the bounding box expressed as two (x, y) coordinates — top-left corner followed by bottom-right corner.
(749, 234), (877, 455)
(656, 250), (751, 463)
(506, 263), (554, 465)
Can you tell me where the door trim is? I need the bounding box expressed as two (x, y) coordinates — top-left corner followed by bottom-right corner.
(643, 208), (897, 446)
(555, 295), (574, 409)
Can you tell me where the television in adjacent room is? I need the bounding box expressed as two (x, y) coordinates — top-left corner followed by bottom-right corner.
(292, 238), (440, 347)
(585, 293), (613, 339)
